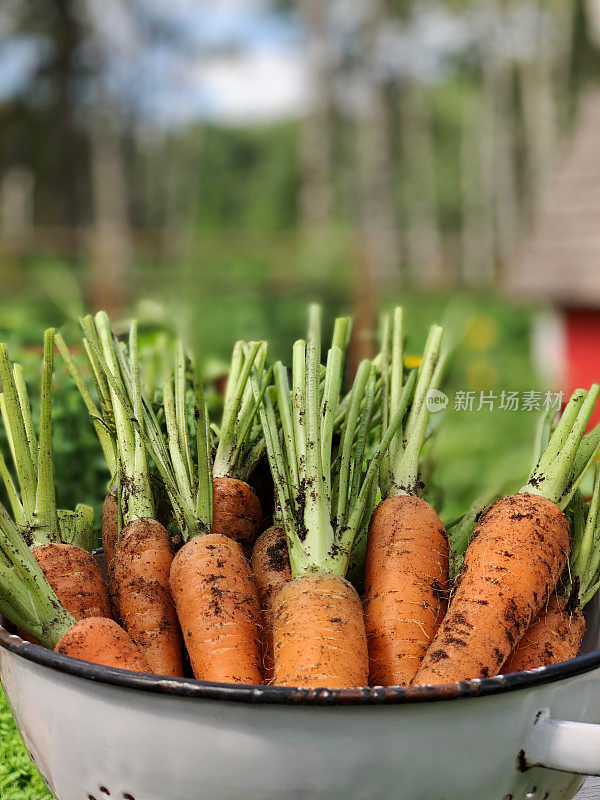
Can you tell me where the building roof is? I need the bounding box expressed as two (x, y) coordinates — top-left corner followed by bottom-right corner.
(507, 90), (600, 308)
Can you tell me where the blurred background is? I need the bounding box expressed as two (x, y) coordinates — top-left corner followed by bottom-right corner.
(1, 0), (600, 524)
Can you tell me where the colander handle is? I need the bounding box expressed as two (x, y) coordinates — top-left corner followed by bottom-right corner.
(524, 710), (600, 775)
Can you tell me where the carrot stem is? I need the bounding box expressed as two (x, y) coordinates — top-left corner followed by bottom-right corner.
(129, 322), (154, 518)
(13, 364), (38, 470)
(55, 332), (117, 481)
(524, 385), (600, 508)
(274, 362), (299, 489)
(193, 371), (213, 533)
(175, 342), (195, 487)
(302, 333), (334, 569)
(335, 360), (372, 527)
(33, 329), (60, 544)
(0, 344), (37, 520)
(292, 340), (307, 478)
(213, 341), (263, 478)
(320, 347), (343, 500)
(389, 324), (443, 496)
(57, 504), (94, 550)
(94, 313), (154, 524)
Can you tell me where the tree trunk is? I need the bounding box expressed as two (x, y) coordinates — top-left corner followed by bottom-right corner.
(402, 81), (444, 288)
(298, 0), (334, 246)
(460, 95), (496, 288)
(88, 119), (131, 313)
(355, 0), (400, 290)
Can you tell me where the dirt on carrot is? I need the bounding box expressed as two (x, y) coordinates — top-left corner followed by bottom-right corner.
(32, 542), (111, 621)
(212, 477), (263, 554)
(114, 518), (183, 677)
(170, 533), (263, 684)
(273, 574), (368, 689)
(55, 617), (151, 673)
(502, 594), (586, 673)
(414, 493), (570, 684)
(364, 495), (449, 686)
(251, 526), (291, 682)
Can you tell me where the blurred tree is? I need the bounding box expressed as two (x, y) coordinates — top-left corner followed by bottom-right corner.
(355, 0), (401, 288)
(0, 0), (92, 232)
(297, 0), (335, 245)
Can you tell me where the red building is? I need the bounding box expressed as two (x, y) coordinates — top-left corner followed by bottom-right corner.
(508, 91), (600, 426)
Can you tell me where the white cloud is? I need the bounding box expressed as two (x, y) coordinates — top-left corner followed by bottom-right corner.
(193, 48), (309, 125)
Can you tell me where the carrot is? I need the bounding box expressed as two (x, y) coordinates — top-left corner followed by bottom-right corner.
(273, 574), (367, 688)
(364, 314), (448, 686)
(254, 308), (407, 687)
(501, 595), (585, 673)
(114, 518), (182, 677)
(32, 543), (111, 620)
(251, 525), (291, 681)
(170, 533), (262, 683)
(101, 490), (120, 615)
(0, 330), (112, 623)
(503, 464), (600, 674)
(55, 617), (151, 672)
(89, 313), (183, 676)
(0, 500), (149, 673)
(210, 340), (271, 553)
(102, 491), (119, 575)
(415, 386), (600, 685)
(212, 476), (262, 554)
(364, 496), (448, 686)
(113, 338), (268, 683)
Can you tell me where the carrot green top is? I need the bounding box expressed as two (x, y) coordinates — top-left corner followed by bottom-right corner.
(253, 306), (410, 579)
(55, 330), (117, 485)
(0, 499), (75, 648)
(83, 313), (155, 527)
(0, 330), (64, 547)
(379, 308), (445, 499)
(566, 466), (600, 608)
(83, 315), (270, 541)
(212, 339), (269, 482)
(522, 384), (600, 509)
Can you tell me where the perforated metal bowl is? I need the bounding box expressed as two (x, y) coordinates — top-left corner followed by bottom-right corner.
(1, 597), (600, 800)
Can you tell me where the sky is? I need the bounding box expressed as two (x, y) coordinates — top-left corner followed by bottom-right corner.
(0, 0), (555, 128)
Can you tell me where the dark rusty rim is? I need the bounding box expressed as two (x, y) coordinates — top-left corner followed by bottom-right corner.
(1, 624), (600, 705)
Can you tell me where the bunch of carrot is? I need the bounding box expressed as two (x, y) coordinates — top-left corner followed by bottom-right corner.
(1, 304), (599, 690)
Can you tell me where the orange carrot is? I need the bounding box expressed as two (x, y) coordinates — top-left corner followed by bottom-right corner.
(415, 493), (570, 683)
(251, 525), (291, 681)
(0, 501), (150, 675)
(273, 574), (368, 688)
(501, 595), (585, 673)
(364, 317), (447, 686)
(32, 542), (111, 621)
(89, 313), (184, 677)
(102, 490), (120, 617)
(102, 491), (119, 575)
(170, 533), (263, 683)
(253, 310), (405, 688)
(414, 386), (599, 685)
(212, 476), (262, 554)
(55, 617), (151, 672)
(114, 518), (183, 677)
(364, 495), (448, 686)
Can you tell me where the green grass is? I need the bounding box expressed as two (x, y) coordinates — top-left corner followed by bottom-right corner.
(0, 689), (54, 800)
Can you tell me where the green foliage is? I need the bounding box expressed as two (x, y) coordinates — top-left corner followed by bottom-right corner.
(190, 123), (300, 232)
(0, 689), (54, 800)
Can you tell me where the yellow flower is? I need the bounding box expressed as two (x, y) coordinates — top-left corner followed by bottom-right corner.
(464, 315), (499, 351)
(404, 355), (422, 369)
